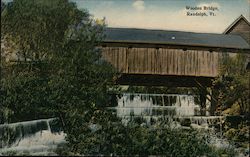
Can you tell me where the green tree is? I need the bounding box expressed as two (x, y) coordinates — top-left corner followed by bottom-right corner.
(212, 53), (249, 116)
(1, 0), (116, 152)
(211, 53), (250, 151)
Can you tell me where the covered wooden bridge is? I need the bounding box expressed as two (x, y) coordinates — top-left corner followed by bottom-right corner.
(101, 26), (249, 87)
(100, 16), (250, 115)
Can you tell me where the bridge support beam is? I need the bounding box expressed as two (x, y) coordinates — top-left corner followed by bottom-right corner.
(200, 91), (207, 116)
(116, 74), (213, 87)
(210, 89), (216, 116)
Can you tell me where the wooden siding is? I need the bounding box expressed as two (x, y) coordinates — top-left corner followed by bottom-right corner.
(226, 19), (250, 44)
(102, 47), (219, 77)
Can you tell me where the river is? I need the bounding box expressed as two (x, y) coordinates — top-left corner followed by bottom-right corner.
(0, 93), (241, 156)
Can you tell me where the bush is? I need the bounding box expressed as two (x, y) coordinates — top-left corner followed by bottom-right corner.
(57, 121), (237, 157)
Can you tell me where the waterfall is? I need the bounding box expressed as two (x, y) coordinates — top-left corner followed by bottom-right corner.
(110, 93), (232, 150)
(0, 118), (65, 156)
(0, 93), (228, 155)
(110, 93), (222, 127)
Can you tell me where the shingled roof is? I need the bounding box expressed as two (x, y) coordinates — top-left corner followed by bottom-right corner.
(104, 27), (250, 50)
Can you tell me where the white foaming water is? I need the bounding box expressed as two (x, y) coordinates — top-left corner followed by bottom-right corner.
(112, 93), (233, 151)
(0, 93), (231, 155)
(0, 118), (66, 156)
(110, 93), (227, 132)
(113, 93), (207, 124)
(116, 93), (200, 117)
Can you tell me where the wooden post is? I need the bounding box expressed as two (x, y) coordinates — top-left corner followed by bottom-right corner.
(210, 89), (217, 116)
(200, 92), (206, 116)
(195, 79), (208, 116)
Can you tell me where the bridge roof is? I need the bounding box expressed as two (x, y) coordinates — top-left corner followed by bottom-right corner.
(104, 27), (250, 50)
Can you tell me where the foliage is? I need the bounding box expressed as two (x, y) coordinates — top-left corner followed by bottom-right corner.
(212, 53), (249, 152)
(1, 0), (116, 153)
(212, 53), (249, 115)
(1, 0), (115, 121)
(1, 66), (53, 122)
(224, 118), (250, 149)
(1, 0), (87, 62)
(56, 120), (236, 157)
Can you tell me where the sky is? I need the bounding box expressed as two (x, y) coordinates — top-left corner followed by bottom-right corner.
(70, 0), (250, 33)
(2, 0), (250, 33)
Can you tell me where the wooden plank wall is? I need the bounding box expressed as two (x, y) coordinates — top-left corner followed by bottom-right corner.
(102, 47), (219, 77)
